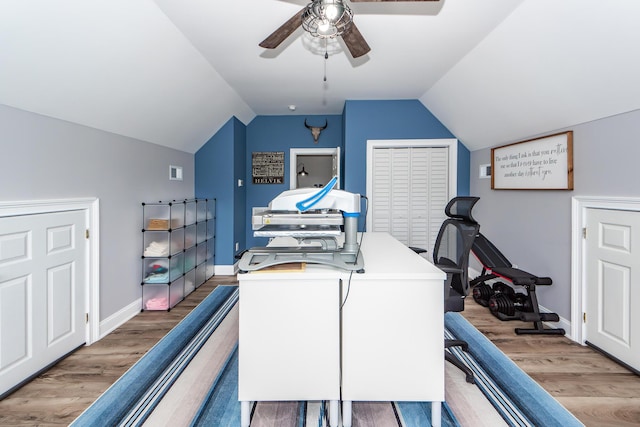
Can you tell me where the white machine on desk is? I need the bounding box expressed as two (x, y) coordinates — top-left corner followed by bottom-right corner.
(238, 176), (365, 273)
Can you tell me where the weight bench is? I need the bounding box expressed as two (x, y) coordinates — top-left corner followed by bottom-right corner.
(470, 232), (565, 335)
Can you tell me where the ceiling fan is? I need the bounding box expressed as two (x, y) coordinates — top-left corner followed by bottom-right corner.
(259, 0), (438, 59)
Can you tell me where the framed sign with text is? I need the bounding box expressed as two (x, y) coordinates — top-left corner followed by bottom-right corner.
(252, 151), (285, 184)
(492, 131), (573, 190)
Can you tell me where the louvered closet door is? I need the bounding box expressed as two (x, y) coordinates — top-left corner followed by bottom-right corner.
(390, 149), (410, 244)
(371, 146), (449, 253)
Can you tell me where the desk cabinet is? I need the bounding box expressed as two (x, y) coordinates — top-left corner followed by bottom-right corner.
(238, 232), (445, 427)
(238, 276), (340, 401)
(341, 233), (444, 403)
(341, 279), (443, 400)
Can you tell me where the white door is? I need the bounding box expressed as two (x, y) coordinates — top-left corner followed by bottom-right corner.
(0, 210), (87, 396)
(585, 207), (640, 372)
(369, 146), (449, 252)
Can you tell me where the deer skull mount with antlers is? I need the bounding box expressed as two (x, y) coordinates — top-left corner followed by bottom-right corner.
(304, 119), (328, 144)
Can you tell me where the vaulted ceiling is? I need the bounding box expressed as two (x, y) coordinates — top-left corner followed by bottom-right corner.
(1, 1), (639, 153)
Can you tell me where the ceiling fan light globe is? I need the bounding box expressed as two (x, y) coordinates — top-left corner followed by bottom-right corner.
(302, 0), (353, 39)
(324, 3), (344, 22)
(318, 21), (337, 36)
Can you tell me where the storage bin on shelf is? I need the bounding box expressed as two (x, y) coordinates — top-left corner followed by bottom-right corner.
(184, 224), (197, 250)
(197, 199), (208, 222)
(196, 263), (208, 288)
(184, 246), (197, 275)
(142, 277), (184, 311)
(143, 201), (185, 230)
(143, 228), (185, 257)
(185, 199), (197, 227)
(184, 269), (196, 295)
(142, 255), (184, 284)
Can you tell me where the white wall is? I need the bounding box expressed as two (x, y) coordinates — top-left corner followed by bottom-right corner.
(1, 104), (194, 322)
(470, 109), (640, 320)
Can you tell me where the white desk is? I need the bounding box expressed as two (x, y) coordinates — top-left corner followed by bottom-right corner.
(238, 232), (445, 427)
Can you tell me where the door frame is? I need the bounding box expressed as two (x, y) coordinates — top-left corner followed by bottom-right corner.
(289, 147), (341, 189)
(365, 139), (458, 233)
(571, 195), (640, 344)
(0, 197), (100, 345)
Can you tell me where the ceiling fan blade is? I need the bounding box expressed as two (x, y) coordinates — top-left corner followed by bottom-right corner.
(341, 23), (371, 58)
(259, 8), (306, 49)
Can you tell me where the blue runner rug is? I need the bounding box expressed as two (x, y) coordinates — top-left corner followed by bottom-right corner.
(72, 285), (581, 427)
(72, 285), (239, 427)
(189, 344), (459, 427)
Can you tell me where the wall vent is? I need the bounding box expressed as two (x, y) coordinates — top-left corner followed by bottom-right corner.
(169, 165), (183, 181)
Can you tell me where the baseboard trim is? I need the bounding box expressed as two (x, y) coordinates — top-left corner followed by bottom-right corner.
(97, 266), (236, 342)
(99, 298), (142, 340)
(215, 264), (238, 276)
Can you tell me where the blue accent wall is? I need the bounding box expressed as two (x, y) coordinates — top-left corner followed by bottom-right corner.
(458, 146), (471, 195)
(233, 118), (247, 257)
(343, 100), (470, 229)
(245, 114), (344, 249)
(195, 117), (246, 265)
(194, 100), (471, 266)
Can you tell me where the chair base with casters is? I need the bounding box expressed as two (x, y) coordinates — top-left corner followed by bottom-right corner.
(471, 233), (565, 336)
(442, 273), (475, 384)
(411, 247), (475, 383)
(445, 340), (474, 383)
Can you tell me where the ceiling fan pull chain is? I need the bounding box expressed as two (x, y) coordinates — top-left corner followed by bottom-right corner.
(323, 39), (328, 82)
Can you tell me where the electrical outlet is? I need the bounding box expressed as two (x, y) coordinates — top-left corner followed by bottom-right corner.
(235, 242), (239, 251)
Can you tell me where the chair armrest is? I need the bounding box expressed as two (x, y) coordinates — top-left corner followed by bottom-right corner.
(409, 246), (427, 255)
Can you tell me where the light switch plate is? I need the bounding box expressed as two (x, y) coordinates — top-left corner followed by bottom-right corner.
(479, 164), (491, 179)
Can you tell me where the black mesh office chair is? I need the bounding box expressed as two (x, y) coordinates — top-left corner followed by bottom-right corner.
(414, 196), (480, 383)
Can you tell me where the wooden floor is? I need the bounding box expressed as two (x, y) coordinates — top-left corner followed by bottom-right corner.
(462, 299), (640, 427)
(1, 275), (638, 426)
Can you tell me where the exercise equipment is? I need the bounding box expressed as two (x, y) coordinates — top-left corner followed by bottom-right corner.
(470, 232), (565, 336)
